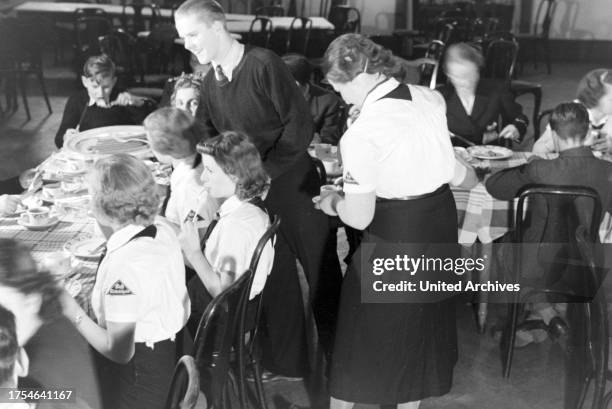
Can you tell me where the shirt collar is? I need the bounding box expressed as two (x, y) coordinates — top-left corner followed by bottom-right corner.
(106, 224), (150, 252)
(361, 77), (401, 111)
(558, 146), (594, 157)
(211, 40), (245, 83)
(217, 195), (244, 218)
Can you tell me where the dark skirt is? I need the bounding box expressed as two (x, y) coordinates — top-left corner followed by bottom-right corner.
(330, 184), (459, 404)
(95, 339), (176, 409)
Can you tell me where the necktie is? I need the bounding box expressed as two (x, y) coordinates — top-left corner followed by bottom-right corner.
(200, 212), (220, 250)
(215, 65), (229, 86)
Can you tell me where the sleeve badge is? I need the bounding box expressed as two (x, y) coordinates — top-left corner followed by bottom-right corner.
(107, 280), (134, 296)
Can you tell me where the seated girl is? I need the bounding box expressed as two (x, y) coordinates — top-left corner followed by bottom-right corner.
(60, 154), (190, 409)
(178, 131), (274, 333)
(143, 107), (218, 229)
(55, 54), (154, 148)
(169, 74), (204, 117)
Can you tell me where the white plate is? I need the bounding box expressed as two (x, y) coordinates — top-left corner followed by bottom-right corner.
(65, 238), (106, 259)
(467, 145), (513, 160)
(63, 125), (151, 159)
(18, 216), (60, 231)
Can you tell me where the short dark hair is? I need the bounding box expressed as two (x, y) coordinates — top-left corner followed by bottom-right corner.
(82, 54), (116, 78)
(176, 0), (226, 26)
(576, 69), (612, 109)
(0, 239), (62, 323)
(144, 107), (203, 158)
(550, 102), (590, 141)
(282, 54), (312, 86)
(0, 304), (17, 387)
(197, 131), (270, 200)
(443, 42), (485, 71)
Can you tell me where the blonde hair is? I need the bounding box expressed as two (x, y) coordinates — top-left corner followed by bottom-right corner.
(144, 107), (203, 159)
(175, 0), (226, 26)
(89, 154), (160, 226)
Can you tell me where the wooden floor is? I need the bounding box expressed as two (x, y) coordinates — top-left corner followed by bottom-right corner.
(1, 59), (611, 409)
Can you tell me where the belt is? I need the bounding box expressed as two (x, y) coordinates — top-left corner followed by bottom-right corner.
(376, 184), (448, 202)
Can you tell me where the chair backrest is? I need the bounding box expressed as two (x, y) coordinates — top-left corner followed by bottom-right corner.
(535, 108), (554, 141)
(122, 3), (162, 34)
(247, 17), (273, 48)
(515, 184), (602, 248)
(164, 355), (201, 409)
(533, 0), (557, 38)
(99, 29), (137, 85)
(255, 5), (285, 16)
(419, 39), (444, 89)
(193, 269), (252, 409)
(515, 185), (602, 284)
(141, 23), (179, 76)
(483, 38), (518, 82)
(75, 16), (113, 58)
(284, 17), (313, 55)
(328, 5), (361, 34)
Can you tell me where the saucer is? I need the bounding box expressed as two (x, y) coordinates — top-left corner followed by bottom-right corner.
(18, 216), (60, 231)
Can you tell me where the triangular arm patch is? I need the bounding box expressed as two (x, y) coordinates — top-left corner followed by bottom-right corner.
(107, 280), (134, 296)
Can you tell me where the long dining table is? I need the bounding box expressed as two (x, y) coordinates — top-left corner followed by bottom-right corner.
(14, 1), (335, 32)
(0, 148), (170, 314)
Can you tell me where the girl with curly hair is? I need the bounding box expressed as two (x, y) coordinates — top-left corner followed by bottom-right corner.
(60, 153), (190, 409)
(178, 131), (274, 334)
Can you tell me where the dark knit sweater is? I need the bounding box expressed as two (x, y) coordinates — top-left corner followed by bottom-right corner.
(55, 88), (152, 148)
(197, 46), (314, 179)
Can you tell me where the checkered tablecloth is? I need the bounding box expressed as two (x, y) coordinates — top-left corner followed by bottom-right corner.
(452, 151), (612, 244)
(452, 151), (555, 244)
(0, 207), (99, 312)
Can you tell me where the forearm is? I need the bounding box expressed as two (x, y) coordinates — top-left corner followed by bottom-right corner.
(334, 194), (375, 231)
(185, 250), (223, 297)
(66, 304), (134, 363)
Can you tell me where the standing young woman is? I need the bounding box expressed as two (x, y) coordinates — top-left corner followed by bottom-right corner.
(315, 34), (459, 409)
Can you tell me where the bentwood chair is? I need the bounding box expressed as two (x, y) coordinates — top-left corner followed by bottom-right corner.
(164, 355), (202, 409)
(328, 5), (361, 35)
(236, 215), (280, 409)
(99, 29), (139, 87)
(283, 17), (313, 56)
(0, 17), (53, 120)
(193, 270), (252, 409)
(516, 0), (557, 74)
(247, 17), (273, 49)
(501, 185), (603, 383)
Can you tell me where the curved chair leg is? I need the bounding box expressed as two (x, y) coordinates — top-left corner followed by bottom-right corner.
(501, 301), (521, 378)
(37, 71), (52, 115)
(17, 73), (30, 120)
(252, 361), (269, 409)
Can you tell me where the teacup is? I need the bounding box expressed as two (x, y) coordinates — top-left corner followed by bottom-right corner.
(314, 143), (332, 158)
(319, 184), (342, 201)
(21, 207), (51, 226)
(322, 158), (341, 175)
(43, 182), (62, 198)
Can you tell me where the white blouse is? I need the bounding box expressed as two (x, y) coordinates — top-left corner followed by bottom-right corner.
(341, 78), (455, 198)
